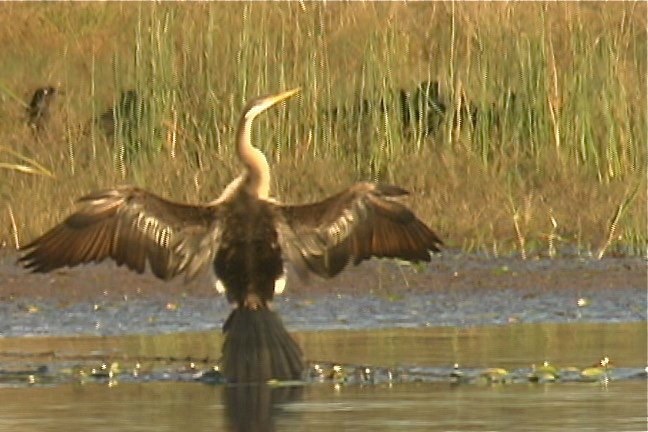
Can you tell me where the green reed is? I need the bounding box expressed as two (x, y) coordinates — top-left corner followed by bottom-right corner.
(0, 2), (644, 256)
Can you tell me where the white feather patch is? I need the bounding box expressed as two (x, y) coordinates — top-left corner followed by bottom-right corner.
(274, 272), (287, 295)
(212, 275), (226, 294)
(211, 271), (286, 295)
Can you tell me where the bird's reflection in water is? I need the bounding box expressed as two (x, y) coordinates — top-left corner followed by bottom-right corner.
(223, 382), (303, 432)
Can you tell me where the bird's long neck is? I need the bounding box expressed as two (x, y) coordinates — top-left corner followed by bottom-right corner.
(237, 114), (271, 199)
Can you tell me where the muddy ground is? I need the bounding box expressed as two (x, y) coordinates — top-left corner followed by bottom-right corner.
(0, 249), (644, 302)
(0, 248), (645, 337)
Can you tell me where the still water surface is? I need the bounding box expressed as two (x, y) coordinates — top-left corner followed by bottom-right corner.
(0, 322), (645, 431)
(0, 380), (645, 431)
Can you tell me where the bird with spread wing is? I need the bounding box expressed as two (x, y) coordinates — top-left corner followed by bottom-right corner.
(20, 88), (442, 382)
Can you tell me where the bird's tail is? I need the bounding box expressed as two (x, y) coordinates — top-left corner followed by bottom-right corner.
(221, 308), (304, 383)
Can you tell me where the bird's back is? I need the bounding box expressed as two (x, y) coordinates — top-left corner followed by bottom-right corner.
(213, 192), (284, 307)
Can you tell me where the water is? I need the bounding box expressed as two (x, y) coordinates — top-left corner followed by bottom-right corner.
(0, 380), (645, 431)
(0, 322), (645, 432)
(0, 254), (645, 431)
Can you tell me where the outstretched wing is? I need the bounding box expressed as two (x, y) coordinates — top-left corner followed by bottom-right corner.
(19, 186), (222, 280)
(274, 182), (442, 278)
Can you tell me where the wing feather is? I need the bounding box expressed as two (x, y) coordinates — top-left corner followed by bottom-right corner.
(19, 186), (222, 280)
(275, 182), (442, 278)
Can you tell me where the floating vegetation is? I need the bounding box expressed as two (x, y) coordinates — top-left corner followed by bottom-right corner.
(2, 356), (643, 388)
(528, 361), (559, 382)
(580, 356), (613, 382)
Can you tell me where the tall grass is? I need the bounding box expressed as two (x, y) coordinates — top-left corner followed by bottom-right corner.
(0, 2), (645, 257)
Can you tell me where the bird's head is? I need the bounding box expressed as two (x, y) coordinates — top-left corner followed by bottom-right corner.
(242, 87), (300, 122)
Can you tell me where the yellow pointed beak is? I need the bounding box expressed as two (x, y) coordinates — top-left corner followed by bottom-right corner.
(244, 88), (301, 119)
(266, 87), (301, 106)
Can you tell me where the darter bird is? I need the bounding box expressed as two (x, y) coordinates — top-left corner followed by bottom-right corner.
(19, 88), (443, 382)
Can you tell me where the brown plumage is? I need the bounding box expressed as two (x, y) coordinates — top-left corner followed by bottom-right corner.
(26, 86), (57, 131)
(19, 88), (442, 382)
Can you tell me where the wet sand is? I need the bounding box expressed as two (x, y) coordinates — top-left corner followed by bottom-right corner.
(1, 249), (644, 302)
